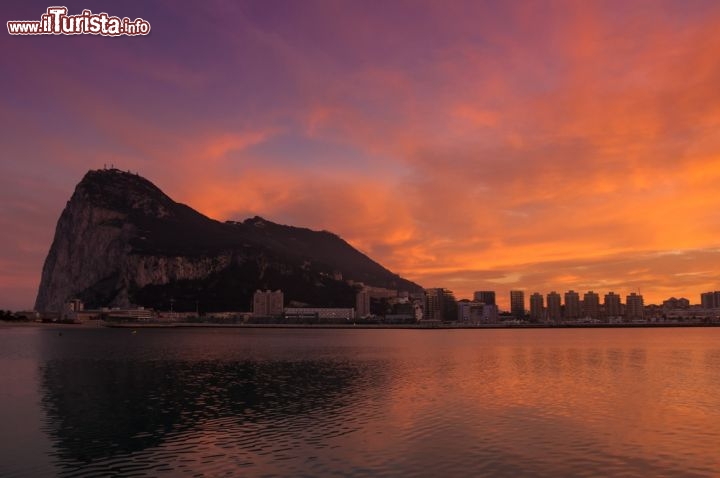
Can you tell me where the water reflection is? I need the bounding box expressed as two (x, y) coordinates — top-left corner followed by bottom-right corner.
(40, 356), (387, 475)
(2, 327), (719, 476)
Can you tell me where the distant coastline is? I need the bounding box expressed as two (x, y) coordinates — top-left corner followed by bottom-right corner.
(4, 319), (720, 331)
(64, 321), (720, 330)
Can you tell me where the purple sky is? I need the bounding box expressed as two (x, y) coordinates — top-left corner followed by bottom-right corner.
(3, 0), (720, 310)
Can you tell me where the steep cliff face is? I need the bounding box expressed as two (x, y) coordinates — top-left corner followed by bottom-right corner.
(35, 169), (421, 312)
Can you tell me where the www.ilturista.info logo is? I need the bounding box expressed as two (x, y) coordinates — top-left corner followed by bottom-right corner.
(7, 7), (150, 36)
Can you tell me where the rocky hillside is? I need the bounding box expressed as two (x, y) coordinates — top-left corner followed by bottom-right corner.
(35, 169), (421, 312)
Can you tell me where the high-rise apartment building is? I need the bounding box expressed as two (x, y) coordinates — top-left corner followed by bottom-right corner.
(583, 291), (600, 320)
(625, 293), (644, 320)
(529, 293), (544, 321)
(356, 289), (371, 318)
(425, 288), (443, 321)
(510, 290), (525, 319)
(424, 288), (457, 321)
(473, 291), (496, 305)
(701, 291), (720, 309)
(546, 292), (562, 321)
(564, 290), (581, 320)
(604, 292), (622, 319)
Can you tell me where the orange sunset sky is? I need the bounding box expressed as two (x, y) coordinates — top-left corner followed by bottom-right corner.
(2, 0), (720, 310)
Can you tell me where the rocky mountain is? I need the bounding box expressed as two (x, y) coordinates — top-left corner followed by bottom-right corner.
(35, 169), (422, 312)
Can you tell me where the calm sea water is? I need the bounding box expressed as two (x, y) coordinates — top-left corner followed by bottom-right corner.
(1, 326), (719, 477)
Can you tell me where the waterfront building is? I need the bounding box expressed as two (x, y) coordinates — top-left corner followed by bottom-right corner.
(104, 307), (154, 320)
(662, 297), (690, 314)
(412, 299), (424, 321)
(564, 290), (581, 320)
(363, 285), (399, 299)
(284, 307), (355, 321)
(510, 290), (525, 319)
(62, 298), (85, 321)
(546, 292), (562, 321)
(701, 291), (720, 309)
(384, 314), (416, 324)
(644, 304), (662, 321)
(458, 300), (485, 322)
(14, 310), (40, 321)
(604, 292), (621, 319)
(626, 293), (644, 320)
(583, 291), (600, 320)
(425, 288), (443, 321)
(157, 311), (204, 320)
(473, 291), (496, 305)
(424, 288), (457, 321)
(529, 293), (544, 321)
(457, 300), (471, 321)
(482, 304), (499, 323)
(662, 297), (690, 309)
(253, 290), (284, 316)
(356, 289), (371, 318)
(65, 298), (84, 312)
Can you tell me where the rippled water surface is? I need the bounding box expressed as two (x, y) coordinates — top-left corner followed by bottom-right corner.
(2, 326), (720, 477)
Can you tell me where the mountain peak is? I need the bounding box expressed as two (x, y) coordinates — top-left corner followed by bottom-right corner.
(74, 168), (175, 217)
(78, 168), (161, 193)
(246, 216), (269, 227)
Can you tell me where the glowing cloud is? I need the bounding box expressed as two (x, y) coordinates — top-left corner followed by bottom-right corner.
(2, 0), (720, 309)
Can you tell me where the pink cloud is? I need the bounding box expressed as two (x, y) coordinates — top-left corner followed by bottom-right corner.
(3, 1), (720, 310)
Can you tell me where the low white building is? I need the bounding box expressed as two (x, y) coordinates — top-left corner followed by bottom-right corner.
(284, 307), (355, 320)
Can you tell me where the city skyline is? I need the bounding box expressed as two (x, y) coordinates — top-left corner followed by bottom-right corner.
(466, 288), (712, 312)
(437, 286), (719, 313)
(4, 1), (720, 310)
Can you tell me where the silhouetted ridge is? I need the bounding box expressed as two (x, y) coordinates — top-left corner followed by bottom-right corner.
(35, 169), (422, 312)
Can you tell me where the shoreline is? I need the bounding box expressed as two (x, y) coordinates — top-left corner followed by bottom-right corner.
(84, 321), (720, 330)
(3, 320), (720, 330)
